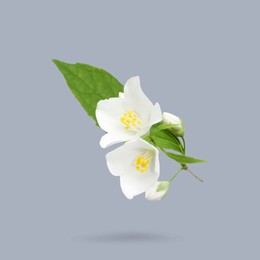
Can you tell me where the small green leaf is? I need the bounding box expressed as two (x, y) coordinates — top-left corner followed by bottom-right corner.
(151, 130), (183, 153)
(53, 60), (123, 124)
(142, 135), (154, 145)
(152, 136), (183, 153)
(149, 122), (162, 133)
(152, 130), (181, 145)
(165, 151), (207, 164)
(153, 123), (175, 131)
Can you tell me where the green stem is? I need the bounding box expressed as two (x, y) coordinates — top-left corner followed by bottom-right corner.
(186, 168), (204, 182)
(169, 167), (183, 183)
(181, 137), (186, 154)
(159, 147), (203, 183)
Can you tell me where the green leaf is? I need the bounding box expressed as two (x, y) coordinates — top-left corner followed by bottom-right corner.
(149, 122), (162, 133)
(53, 60), (123, 124)
(150, 123), (182, 147)
(152, 136), (183, 153)
(153, 123), (175, 131)
(142, 135), (154, 145)
(151, 130), (184, 153)
(165, 151), (207, 164)
(152, 129), (182, 145)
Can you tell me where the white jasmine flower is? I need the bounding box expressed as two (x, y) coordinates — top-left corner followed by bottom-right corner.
(163, 112), (184, 137)
(105, 138), (160, 199)
(96, 76), (162, 148)
(145, 181), (170, 201)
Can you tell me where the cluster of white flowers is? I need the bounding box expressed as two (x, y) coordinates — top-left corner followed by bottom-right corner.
(96, 76), (183, 201)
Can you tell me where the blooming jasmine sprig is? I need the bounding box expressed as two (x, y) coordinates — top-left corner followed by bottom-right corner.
(53, 60), (207, 202)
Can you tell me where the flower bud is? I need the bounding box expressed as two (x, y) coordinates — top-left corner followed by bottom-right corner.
(145, 181), (170, 201)
(162, 112), (184, 137)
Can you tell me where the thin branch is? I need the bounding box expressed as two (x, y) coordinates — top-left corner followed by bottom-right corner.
(186, 168), (204, 182)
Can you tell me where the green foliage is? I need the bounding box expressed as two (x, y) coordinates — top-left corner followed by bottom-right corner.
(53, 60), (123, 124)
(149, 122), (205, 165)
(164, 151), (207, 164)
(153, 123), (175, 131)
(149, 123), (184, 153)
(152, 132), (183, 154)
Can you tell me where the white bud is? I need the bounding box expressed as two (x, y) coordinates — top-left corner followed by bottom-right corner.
(162, 112), (184, 137)
(145, 181), (170, 201)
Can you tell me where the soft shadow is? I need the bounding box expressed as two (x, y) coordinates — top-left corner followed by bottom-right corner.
(72, 231), (183, 244)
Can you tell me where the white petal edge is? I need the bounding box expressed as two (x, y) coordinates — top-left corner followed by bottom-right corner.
(124, 76), (155, 124)
(100, 133), (130, 149)
(154, 146), (160, 175)
(149, 102), (163, 126)
(120, 168), (159, 200)
(95, 98), (129, 134)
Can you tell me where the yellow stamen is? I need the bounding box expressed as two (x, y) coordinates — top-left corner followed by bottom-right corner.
(120, 110), (142, 130)
(134, 152), (152, 173)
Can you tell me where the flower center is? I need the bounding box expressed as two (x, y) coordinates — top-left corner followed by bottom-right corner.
(135, 151), (152, 173)
(120, 110), (142, 130)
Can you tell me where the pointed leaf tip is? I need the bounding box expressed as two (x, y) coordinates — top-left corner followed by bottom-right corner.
(53, 60), (124, 124)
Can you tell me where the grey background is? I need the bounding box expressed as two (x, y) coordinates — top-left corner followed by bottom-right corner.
(1, 0), (259, 259)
